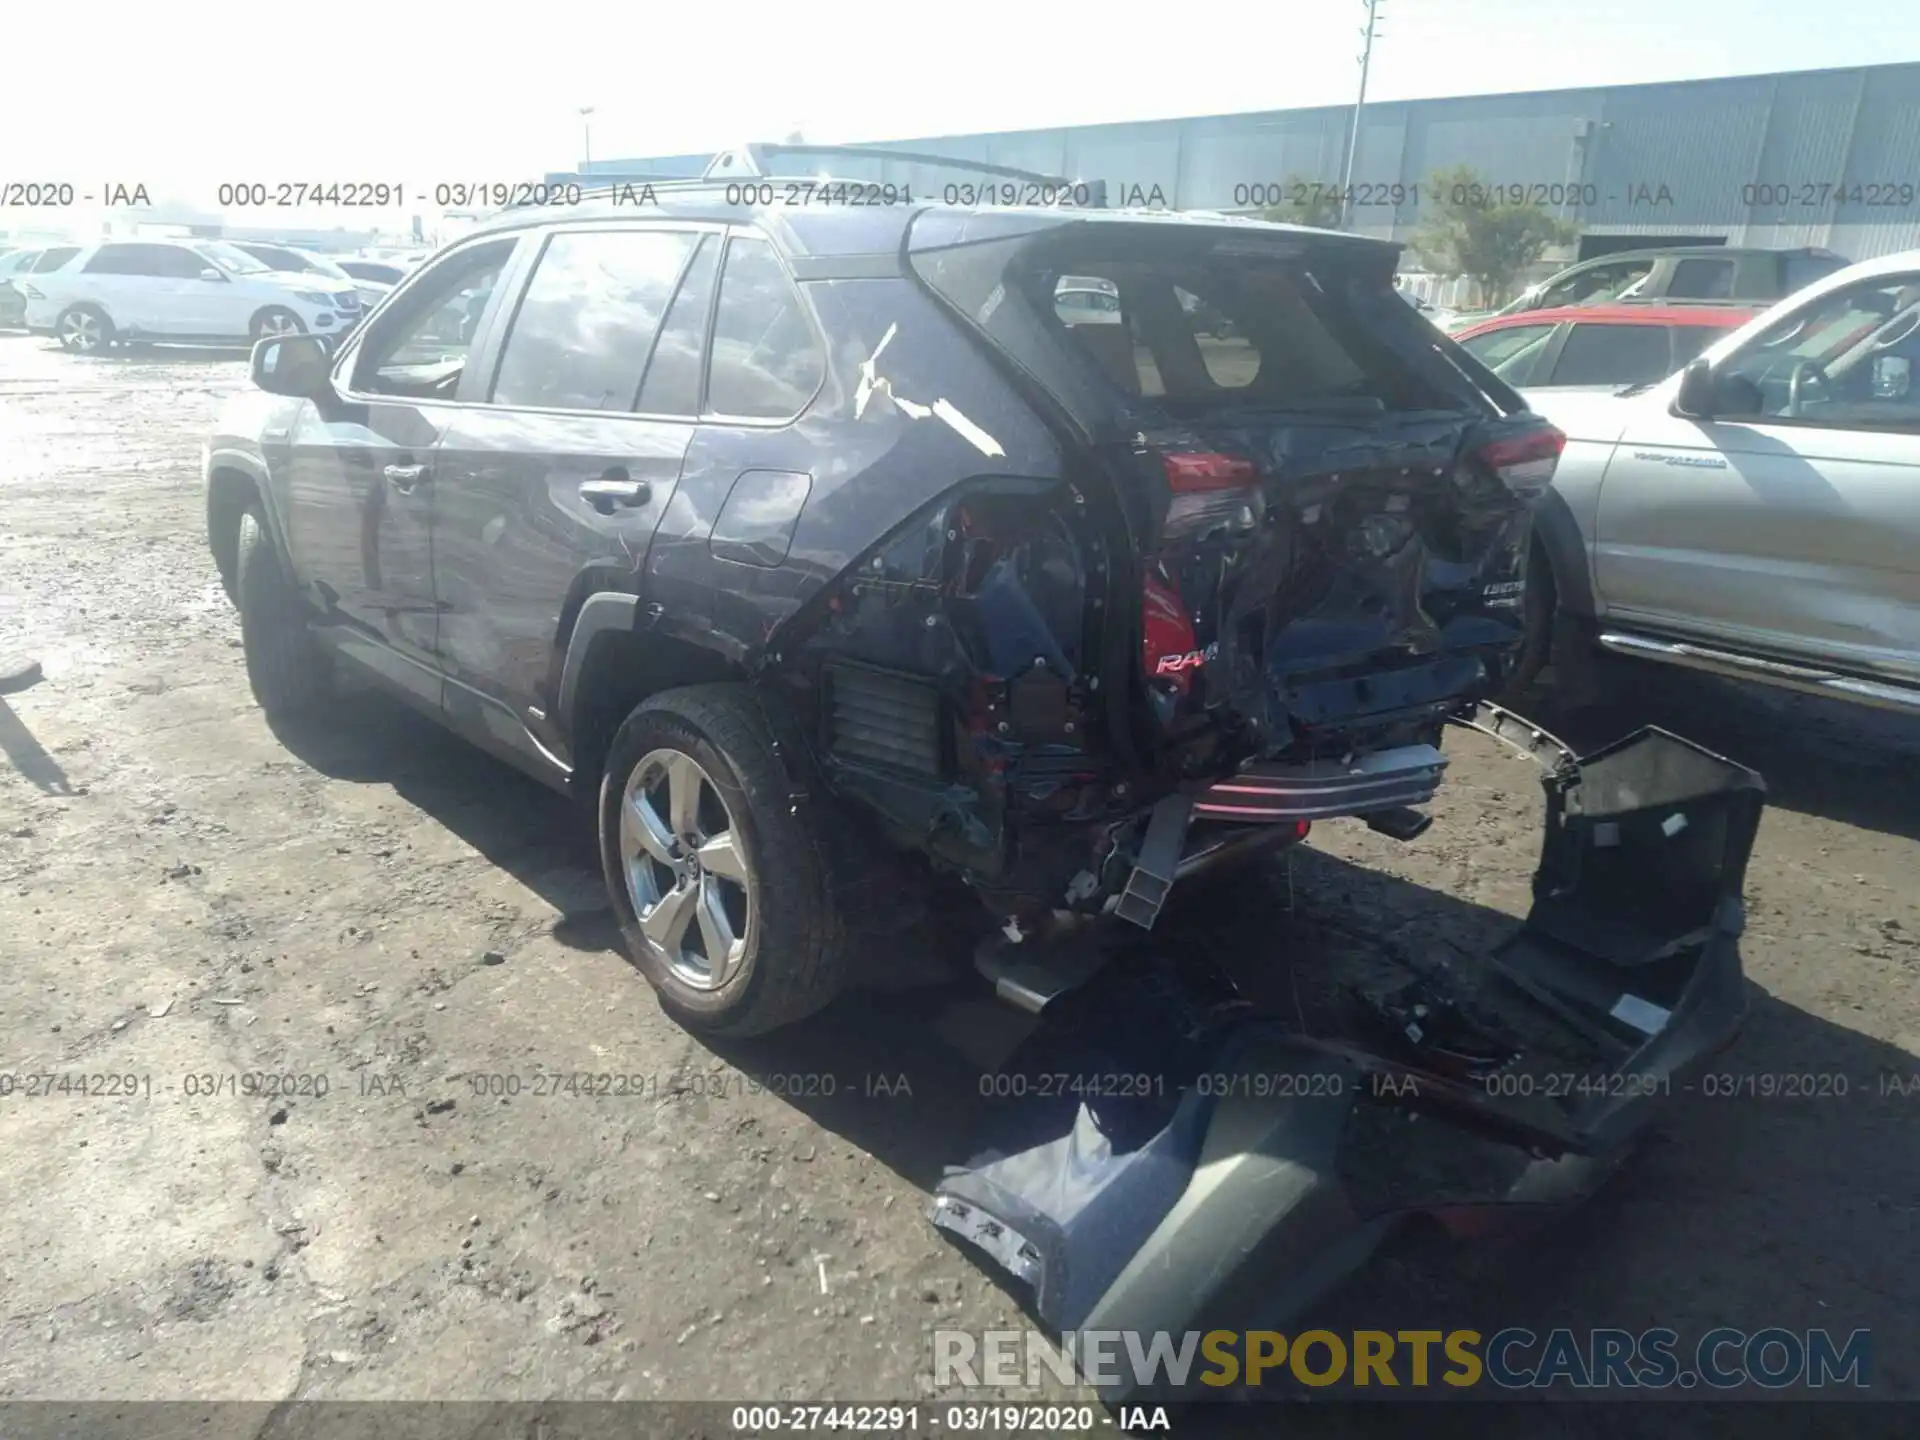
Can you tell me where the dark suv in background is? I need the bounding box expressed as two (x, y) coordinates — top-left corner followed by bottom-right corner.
(207, 149), (1563, 1036)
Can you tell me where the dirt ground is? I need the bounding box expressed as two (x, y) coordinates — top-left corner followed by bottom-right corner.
(2, 332), (1917, 1430)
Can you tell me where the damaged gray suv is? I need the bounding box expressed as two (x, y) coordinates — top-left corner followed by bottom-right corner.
(207, 148), (1573, 1037)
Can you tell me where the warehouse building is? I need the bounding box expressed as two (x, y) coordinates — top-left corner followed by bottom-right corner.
(554, 61), (1920, 273)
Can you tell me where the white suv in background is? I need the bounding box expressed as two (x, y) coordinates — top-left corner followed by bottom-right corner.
(21, 239), (362, 352)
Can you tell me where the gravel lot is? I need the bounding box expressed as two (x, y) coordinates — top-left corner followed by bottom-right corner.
(1, 331), (1917, 1426)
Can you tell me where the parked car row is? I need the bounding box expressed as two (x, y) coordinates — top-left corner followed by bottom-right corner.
(0, 240), (430, 347)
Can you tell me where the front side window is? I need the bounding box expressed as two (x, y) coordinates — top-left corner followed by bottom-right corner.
(491, 228), (698, 412)
(1547, 323), (1675, 387)
(1669, 258), (1735, 300)
(1459, 322), (1557, 384)
(1712, 275), (1920, 429)
(705, 236), (824, 419)
(351, 238), (517, 401)
(196, 242), (269, 276)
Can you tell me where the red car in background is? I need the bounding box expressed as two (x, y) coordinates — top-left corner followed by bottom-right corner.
(1455, 301), (1764, 392)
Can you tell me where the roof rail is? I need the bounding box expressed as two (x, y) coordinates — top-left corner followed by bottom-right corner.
(702, 143), (1109, 207)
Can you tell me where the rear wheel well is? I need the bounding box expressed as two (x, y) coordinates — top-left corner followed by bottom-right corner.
(208, 467), (262, 601)
(569, 630), (746, 801)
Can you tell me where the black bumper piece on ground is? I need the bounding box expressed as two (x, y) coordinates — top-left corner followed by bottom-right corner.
(928, 717), (1765, 1401)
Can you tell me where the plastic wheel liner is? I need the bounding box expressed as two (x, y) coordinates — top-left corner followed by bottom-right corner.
(927, 711), (1765, 1401)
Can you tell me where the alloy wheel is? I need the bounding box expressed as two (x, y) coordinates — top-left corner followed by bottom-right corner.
(61, 311), (103, 352)
(256, 311), (301, 338)
(619, 748), (753, 990)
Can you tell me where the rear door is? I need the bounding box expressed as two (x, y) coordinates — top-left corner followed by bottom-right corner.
(1592, 269), (1920, 681)
(430, 222), (713, 750)
(74, 243), (163, 329)
(278, 235), (525, 703)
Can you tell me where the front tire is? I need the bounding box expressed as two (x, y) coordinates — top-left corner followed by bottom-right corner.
(234, 506), (330, 717)
(56, 304), (113, 353)
(600, 685), (847, 1036)
(250, 307), (306, 341)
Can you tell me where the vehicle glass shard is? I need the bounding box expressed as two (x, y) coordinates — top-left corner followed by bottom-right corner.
(854, 322), (1005, 457)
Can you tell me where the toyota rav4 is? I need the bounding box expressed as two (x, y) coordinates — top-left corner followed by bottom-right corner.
(207, 159), (1573, 1036)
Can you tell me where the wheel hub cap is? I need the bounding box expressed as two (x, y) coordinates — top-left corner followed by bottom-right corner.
(619, 749), (752, 991)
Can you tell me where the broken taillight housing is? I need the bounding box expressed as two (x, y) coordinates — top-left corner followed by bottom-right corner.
(1475, 424), (1567, 498)
(1160, 451), (1261, 539)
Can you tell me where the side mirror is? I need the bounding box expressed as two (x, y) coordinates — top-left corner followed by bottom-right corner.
(251, 333), (334, 399)
(199, 267), (228, 282)
(1673, 358), (1717, 418)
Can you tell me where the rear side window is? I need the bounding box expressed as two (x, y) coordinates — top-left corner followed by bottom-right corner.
(491, 228), (699, 412)
(1668, 258), (1735, 300)
(705, 236), (824, 419)
(637, 235), (719, 416)
(1547, 323), (1675, 387)
(84, 244), (152, 275)
(31, 246), (79, 273)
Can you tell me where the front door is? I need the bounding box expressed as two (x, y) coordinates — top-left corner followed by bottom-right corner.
(430, 224), (713, 755)
(1593, 270), (1920, 681)
(278, 235), (525, 704)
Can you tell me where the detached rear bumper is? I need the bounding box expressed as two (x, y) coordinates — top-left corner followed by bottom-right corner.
(929, 719), (1764, 1402)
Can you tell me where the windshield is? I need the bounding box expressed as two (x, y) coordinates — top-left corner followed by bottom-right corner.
(195, 241), (271, 275)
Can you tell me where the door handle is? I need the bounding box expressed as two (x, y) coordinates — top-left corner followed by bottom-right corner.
(384, 462), (427, 492)
(580, 477), (651, 512)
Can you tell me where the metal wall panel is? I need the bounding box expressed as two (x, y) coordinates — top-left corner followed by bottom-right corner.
(576, 62), (1920, 262)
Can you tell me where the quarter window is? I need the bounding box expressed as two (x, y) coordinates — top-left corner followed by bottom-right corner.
(491, 228), (699, 412)
(705, 236), (824, 419)
(1459, 322), (1557, 385)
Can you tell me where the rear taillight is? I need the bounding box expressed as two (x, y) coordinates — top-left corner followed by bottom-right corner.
(1476, 424), (1566, 497)
(1160, 451), (1260, 538)
(19, 283), (43, 300)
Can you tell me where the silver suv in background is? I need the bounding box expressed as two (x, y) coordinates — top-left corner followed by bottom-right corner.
(1516, 249), (1920, 715)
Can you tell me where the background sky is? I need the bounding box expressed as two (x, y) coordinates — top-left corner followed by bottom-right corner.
(4, 0), (1918, 228)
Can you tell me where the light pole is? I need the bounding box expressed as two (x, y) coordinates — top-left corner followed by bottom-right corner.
(1338, 0), (1384, 231)
(579, 106), (596, 175)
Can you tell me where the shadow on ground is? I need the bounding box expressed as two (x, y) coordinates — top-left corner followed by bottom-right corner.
(1525, 656), (1920, 843)
(268, 677), (1917, 1421)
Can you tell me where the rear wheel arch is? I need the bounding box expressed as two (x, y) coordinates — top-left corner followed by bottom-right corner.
(1529, 487), (1597, 620)
(565, 621), (748, 802)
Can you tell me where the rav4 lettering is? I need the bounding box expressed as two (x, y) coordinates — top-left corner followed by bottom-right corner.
(1155, 642), (1219, 676)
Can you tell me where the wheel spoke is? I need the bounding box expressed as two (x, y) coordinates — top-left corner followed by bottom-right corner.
(666, 753), (704, 838)
(696, 877), (740, 978)
(639, 880), (698, 954)
(695, 831), (747, 885)
(623, 788), (677, 868)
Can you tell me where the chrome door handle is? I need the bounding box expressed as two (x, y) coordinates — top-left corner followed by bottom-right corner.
(580, 478), (651, 511)
(384, 463), (427, 491)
